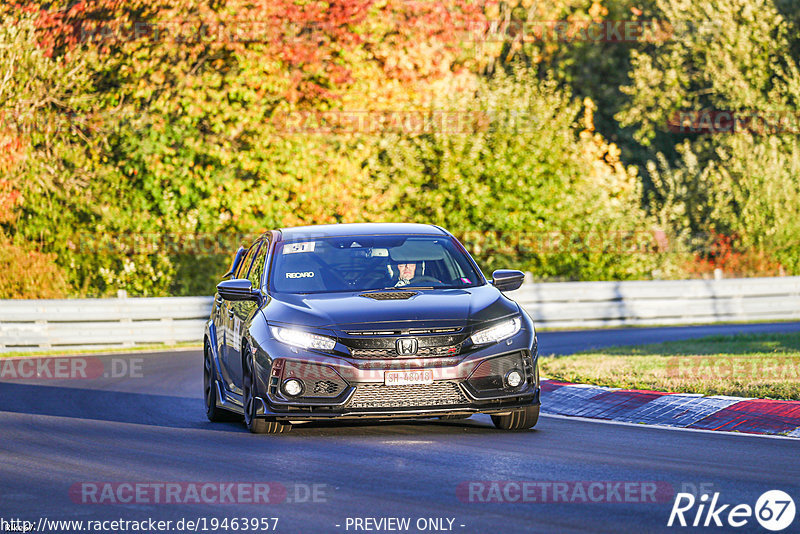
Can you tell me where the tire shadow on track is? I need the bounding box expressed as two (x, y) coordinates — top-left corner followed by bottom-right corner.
(277, 417), (527, 436)
(0, 381), (543, 437)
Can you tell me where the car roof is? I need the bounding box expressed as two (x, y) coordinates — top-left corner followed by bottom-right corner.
(277, 223), (448, 241)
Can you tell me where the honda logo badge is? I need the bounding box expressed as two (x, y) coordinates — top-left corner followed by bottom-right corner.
(396, 338), (418, 356)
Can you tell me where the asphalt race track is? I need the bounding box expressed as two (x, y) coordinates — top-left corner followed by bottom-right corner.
(2, 323), (800, 533)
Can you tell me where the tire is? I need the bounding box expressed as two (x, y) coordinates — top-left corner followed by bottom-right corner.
(204, 342), (239, 422)
(242, 345), (292, 434)
(491, 405), (539, 431)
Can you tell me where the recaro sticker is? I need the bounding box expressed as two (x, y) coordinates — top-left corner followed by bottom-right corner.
(286, 272), (315, 279)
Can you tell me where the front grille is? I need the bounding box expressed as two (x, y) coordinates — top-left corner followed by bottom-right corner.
(347, 381), (469, 409)
(350, 348), (395, 358)
(342, 330), (466, 359)
(359, 291), (418, 300)
(350, 345), (461, 358)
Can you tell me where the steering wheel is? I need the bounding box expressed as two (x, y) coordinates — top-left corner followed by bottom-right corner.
(410, 275), (443, 286)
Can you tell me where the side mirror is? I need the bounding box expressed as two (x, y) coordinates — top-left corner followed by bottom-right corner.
(217, 279), (261, 302)
(223, 246), (247, 279)
(491, 269), (525, 292)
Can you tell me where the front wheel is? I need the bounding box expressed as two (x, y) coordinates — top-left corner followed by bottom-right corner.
(242, 345), (292, 434)
(204, 343), (239, 422)
(491, 405), (539, 431)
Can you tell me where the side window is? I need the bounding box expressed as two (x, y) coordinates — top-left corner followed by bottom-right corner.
(235, 241), (261, 279)
(248, 238), (270, 289)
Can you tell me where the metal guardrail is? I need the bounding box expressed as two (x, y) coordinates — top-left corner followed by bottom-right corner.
(0, 296), (213, 353)
(515, 276), (800, 329)
(1, 277), (799, 352)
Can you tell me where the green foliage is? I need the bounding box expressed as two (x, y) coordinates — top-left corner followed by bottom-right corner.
(368, 68), (680, 280)
(620, 0), (800, 273)
(618, 0), (800, 143)
(478, 0), (662, 169)
(0, 9), (101, 296)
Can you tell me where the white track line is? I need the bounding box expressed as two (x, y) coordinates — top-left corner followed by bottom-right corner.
(541, 413), (800, 441)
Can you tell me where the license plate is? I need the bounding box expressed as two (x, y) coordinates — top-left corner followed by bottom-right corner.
(384, 369), (434, 386)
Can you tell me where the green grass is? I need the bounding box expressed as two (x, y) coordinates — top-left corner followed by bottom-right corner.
(534, 318), (800, 332)
(540, 332), (800, 400)
(0, 341), (201, 359)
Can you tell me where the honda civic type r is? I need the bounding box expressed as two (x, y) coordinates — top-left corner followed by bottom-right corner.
(204, 223), (540, 433)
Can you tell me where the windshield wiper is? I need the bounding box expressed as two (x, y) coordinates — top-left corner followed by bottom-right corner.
(378, 286), (435, 291)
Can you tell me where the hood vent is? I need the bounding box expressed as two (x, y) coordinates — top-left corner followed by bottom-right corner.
(359, 291), (419, 300)
(344, 327), (461, 336)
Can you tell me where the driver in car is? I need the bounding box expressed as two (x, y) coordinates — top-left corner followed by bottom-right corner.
(394, 262), (418, 287)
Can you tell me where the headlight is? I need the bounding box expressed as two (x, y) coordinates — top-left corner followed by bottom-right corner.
(270, 326), (336, 350)
(471, 317), (521, 345)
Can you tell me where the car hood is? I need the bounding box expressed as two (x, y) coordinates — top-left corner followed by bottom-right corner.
(263, 285), (518, 331)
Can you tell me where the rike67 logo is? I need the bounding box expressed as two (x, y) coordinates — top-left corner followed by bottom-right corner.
(668, 490), (796, 531)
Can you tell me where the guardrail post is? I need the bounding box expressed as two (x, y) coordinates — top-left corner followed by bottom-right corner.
(161, 316), (176, 346)
(118, 290), (135, 347)
(36, 319), (51, 349)
(121, 316), (135, 348)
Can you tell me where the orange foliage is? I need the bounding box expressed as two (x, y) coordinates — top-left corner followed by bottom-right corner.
(0, 179), (22, 224)
(0, 122), (25, 224)
(0, 235), (70, 298)
(685, 232), (786, 278)
(23, 0), (484, 106)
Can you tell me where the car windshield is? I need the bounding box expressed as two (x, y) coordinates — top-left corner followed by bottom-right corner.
(270, 235), (483, 294)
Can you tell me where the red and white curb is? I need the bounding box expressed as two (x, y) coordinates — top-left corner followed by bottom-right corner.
(540, 380), (800, 437)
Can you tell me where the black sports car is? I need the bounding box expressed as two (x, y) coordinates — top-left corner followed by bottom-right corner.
(204, 223), (540, 433)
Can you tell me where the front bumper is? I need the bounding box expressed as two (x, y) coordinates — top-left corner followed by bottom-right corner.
(255, 386), (540, 421)
(254, 347), (540, 421)
(244, 313), (541, 422)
